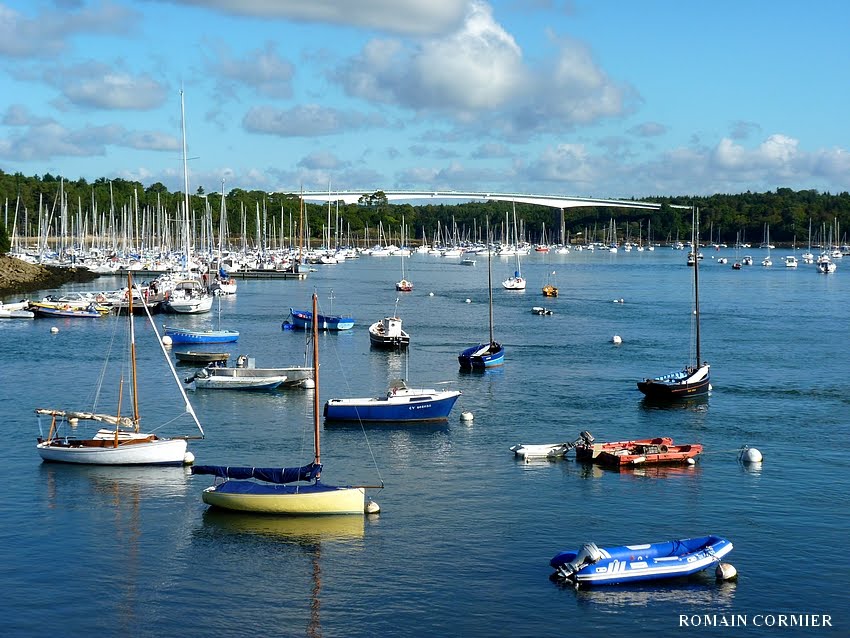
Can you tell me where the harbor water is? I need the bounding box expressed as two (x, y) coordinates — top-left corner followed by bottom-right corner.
(1, 248), (846, 636)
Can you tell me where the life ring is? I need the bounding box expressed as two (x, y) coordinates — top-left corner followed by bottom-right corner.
(658, 444), (669, 453)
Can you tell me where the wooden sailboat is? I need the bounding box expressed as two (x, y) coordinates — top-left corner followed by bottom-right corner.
(637, 207), (710, 399)
(459, 220), (505, 369)
(193, 293), (372, 514)
(35, 274), (204, 465)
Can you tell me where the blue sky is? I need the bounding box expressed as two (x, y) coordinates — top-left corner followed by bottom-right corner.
(0, 0), (848, 199)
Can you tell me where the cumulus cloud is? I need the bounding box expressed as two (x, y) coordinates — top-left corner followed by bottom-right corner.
(208, 41), (294, 99)
(51, 64), (169, 110)
(0, 108), (179, 161)
(334, 2), (635, 136)
(297, 151), (348, 170)
(0, 2), (134, 58)
(337, 2), (524, 112)
(471, 142), (513, 159)
(165, 0), (467, 36)
(243, 104), (386, 136)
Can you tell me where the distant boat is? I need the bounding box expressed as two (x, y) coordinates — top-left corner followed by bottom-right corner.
(575, 435), (674, 462)
(459, 219), (504, 369)
(741, 255), (754, 266)
(510, 431), (595, 460)
(816, 254), (837, 273)
(550, 535), (733, 586)
(174, 351), (230, 365)
(192, 293), (372, 515)
(531, 306), (553, 315)
(286, 308), (354, 331)
(324, 379), (461, 423)
(163, 326), (239, 344)
(369, 314), (410, 349)
(30, 302), (108, 318)
(460, 258), (476, 266)
(542, 270), (558, 297)
(35, 273), (204, 466)
(163, 279), (213, 314)
(0, 300), (34, 319)
(577, 436), (702, 467)
(185, 354), (311, 390)
(638, 207), (710, 400)
(785, 255), (798, 268)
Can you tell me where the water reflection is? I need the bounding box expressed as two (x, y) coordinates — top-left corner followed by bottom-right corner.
(200, 510), (368, 638)
(640, 394), (710, 413)
(552, 575), (737, 608)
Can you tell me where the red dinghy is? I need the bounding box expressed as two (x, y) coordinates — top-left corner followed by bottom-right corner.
(594, 441), (703, 467)
(575, 436), (674, 463)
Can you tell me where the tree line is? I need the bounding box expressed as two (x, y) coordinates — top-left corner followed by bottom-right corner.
(1, 169), (849, 250)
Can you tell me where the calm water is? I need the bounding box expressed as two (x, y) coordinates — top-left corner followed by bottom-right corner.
(1, 248), (847, 637)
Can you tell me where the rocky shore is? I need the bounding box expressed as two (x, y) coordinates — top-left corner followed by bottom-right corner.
(0, 255), (100, 297)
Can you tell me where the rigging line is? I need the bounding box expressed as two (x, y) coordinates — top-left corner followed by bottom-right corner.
(90, 298), (124, 411)
(314, 291), (385, 484)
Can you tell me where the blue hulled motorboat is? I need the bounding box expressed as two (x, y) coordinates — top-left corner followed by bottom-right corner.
(550, 535), (733, 586)
(324, 380), (461, 423)
(163, 326), (239, 344)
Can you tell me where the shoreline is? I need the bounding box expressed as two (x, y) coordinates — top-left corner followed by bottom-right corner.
(0, 255), (100, 297)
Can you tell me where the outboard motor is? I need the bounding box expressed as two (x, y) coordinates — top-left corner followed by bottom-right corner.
(579, 431), (595, 445)
(557, 542), (603, 580)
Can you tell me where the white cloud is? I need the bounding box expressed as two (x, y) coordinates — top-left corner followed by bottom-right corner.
(56, 66), (169, 110)
(243, 104), (386, 136)
(0, 3), (134, 58)
(210, 41), (294, 99)
(166, 0), (467, 36)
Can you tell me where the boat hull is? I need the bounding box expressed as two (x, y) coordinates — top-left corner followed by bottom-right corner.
(637, 365), (710, 399)
(576, 437), (674, 462)
(164, 327), (239, 344)
(550, 535), (733, 586)
(287, 309), (354, 331)
(175, 351), (230, 365)
(458, 342), (504, 369)
(37, 438), (189, 466)
(202, 482), (365, 515)
(324, 390), (461, 422)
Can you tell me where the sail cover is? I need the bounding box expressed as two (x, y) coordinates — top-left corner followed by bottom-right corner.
(192, 462), (322, 484)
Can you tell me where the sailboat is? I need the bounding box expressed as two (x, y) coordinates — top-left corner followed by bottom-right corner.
(459, 220), (505, 369)
(502, 203), (526, 290)
(192, 293), (373, 515)
(542, 270), (558, 297)
(163, 90), (213, 315)
(395, 216), (413, 292)
(637, 207), (710, 399)
(35, 274), (205, 465)
(761, 224), (773, 267)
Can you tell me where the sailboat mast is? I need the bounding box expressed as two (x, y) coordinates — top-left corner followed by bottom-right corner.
(487, 218), (494, 346)
(128, 274), (140, 431)
(180, 89), (191, 268)
(312, 292), (321, 466)
(693, 207), (701, 368)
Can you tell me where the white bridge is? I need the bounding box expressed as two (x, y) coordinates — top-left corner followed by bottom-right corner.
(297, 190), (668, 211)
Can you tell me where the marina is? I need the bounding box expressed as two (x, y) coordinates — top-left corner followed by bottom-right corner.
(2, 247), (848, 636)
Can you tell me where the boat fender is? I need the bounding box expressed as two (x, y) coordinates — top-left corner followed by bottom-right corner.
(716, 563), (737, 581)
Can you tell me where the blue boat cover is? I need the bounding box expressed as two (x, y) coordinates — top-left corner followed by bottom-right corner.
(192, 462), (322, 483)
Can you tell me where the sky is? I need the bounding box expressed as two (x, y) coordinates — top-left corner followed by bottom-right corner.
(0, 0), (848, 200)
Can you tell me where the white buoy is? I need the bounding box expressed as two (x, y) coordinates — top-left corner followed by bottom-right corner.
(162, 335), (172, 346)
(429, 292), (434, 297)
(619, 298), (624, 303)
(612, 335), (622, 345)
(465, 298), (471, 303)
(460, 411), (474, 421)
(716, 562), (738, 581)
(365, 499), (381, 514)
(301, 378), (316, 390)
(740, 447), (763, 463)
(687, 457), (696, 465)
(50, 326), (59, 334)
(183, 451), (195, 465)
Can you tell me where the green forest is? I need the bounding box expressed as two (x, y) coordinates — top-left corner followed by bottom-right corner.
(1, 169), (849, 249)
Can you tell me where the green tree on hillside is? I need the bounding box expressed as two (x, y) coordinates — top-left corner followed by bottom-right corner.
(0, 222), (10, 255)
